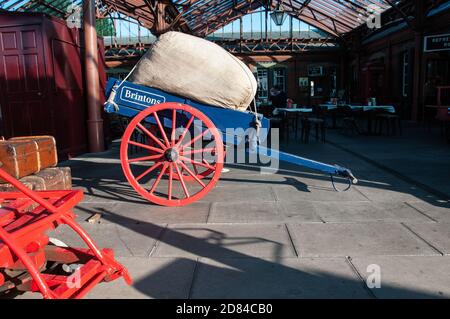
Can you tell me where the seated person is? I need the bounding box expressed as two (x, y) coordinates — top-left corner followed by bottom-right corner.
(269, 86), (287, 109)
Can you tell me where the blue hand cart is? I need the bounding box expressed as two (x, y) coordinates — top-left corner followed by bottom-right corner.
(104, 78), (357, 206)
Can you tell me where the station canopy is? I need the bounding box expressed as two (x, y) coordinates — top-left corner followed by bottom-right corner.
(0, 0), (395, 37)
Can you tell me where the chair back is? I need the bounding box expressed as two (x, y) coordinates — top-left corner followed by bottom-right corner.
(436, 108), (450, 121)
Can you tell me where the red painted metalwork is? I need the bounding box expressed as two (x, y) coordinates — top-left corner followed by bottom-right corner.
(120, 103), (224, 207)
(0, 167), (132, 299)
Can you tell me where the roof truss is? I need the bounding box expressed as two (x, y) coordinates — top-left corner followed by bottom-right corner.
(1, 1), (445, 38)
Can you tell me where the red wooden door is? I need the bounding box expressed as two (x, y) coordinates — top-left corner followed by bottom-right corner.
(0, 25), (52, 138)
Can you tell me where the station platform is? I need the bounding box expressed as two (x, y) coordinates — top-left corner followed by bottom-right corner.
(13, 124), (450, 299)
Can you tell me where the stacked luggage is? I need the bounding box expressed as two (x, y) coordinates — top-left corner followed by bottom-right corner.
(0, 136), (71, 191)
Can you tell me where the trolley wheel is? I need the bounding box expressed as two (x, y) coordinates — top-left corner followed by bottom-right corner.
(121, 102), (224, 207)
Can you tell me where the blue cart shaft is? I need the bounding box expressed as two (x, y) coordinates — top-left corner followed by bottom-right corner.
(249, 146), (357, 184)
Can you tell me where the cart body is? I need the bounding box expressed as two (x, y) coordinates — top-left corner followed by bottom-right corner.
(105, 79), (270, 146)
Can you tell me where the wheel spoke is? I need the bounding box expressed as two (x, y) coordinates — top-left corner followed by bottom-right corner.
(180, 128), (210, 151)
(149, 162), (169, 195)
(180, 156), (215, 170)
(128, 140), (164, 153)
(171, 109), (177, 146)
(128, 154), (163, 164)
(168, 163), (173, 200)
(180, 147), (216, 155)
(136, 123), (166, 150)
(193, 164), (199, 175)
(136, 161), (163, 182)
(153, 111), (170, 147)
(173, 162), (190, 198)
(175, 115), (195, 147)
(178, 161), (206, 188)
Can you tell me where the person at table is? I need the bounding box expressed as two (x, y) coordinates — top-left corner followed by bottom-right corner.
(269, 86), (287, 109)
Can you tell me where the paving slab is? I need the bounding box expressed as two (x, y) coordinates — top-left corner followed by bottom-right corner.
(288, 223), (440, 257)
(217, 172), (295, 186)
(404, 222), (450, 255)
(406, 201), (450, 222)
(355, 183), (438, 203)
(208, 201), (285, 223)
(105, 201), (211, 224)
(190, 257), (371, 299)
(86, 257), (197, 299)
(49, 223), (164, 257)
(200, 184), (276, 203)
(350, 256), (450, 298)
(272, 184), (368, 202)
(312, 202), (433, 223)
(278, 200), (323, 223)
(152, 224), (296, 258)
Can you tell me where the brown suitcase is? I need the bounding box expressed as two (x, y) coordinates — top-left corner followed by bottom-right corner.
(9, 136), (58, 170)
(0, 167), (72, 192)
(0, 179), (35, 192)
(20, 175), (46, 191)
(0, 140), (39, 182)
(56, 167), (72, 190)
(35, 167), (72, 190)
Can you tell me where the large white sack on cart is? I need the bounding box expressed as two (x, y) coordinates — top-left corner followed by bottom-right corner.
(129, 31), (257, 112)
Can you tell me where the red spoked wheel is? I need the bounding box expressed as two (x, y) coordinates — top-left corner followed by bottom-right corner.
(120, 102), (224, 207)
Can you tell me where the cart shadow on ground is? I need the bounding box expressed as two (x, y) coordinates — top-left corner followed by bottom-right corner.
(67, 207), (440, 299)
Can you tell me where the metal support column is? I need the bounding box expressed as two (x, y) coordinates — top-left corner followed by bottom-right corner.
(411, 0), (425, 121)
(239, 17), (243, 53)
(83, 0), (104, 152)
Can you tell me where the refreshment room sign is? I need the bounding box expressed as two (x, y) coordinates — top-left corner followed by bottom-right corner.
(424, 34), (450, 52)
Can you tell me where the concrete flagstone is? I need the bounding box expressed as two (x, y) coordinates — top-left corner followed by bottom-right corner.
(350, 255), (450, 298)
(86, 257), (197, 299)
(190, 257), (371, 299)
(287, 222), (441, 257)
(403, 222), (450, 255)
(152, 224), (297, 258)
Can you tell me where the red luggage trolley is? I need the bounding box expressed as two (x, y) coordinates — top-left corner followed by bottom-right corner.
(0, 167), (132, 299)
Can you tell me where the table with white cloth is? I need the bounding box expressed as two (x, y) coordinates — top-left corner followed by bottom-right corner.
(273, 108), (314, 115)
(319, 104), (396, 113)
(319, 104), (397, 133)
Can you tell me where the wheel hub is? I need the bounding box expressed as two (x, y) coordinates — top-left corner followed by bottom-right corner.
(164, 148), (179, 162)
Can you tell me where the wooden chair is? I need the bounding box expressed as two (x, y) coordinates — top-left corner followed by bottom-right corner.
(283, 111), (299, 141)
(435, 108), (450, 143)
(301, 117), (326, 143)
(374, 111), (402, 136)
(339, 105), (361, 136)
